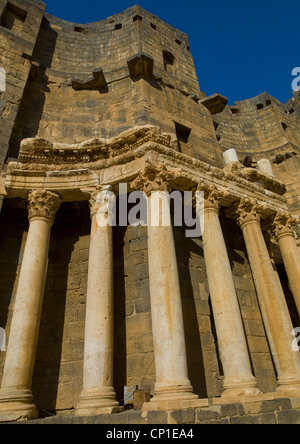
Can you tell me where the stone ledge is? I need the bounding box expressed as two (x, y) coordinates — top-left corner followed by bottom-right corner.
(2, 397), (300, 424)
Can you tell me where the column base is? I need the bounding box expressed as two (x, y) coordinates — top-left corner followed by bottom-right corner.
(222, 379), (262, 398)
(150, 383), (199, 404)
(76, 387), (124, 417)
(276, 377), (300, 397)
(0, 389), (38, 422)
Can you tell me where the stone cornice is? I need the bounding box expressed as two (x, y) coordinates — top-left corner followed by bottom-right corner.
(18, 126), (177, 165)
(11, 129), (287, 203)
(5, 144), (288, 219)
(223, 162), (286, 196)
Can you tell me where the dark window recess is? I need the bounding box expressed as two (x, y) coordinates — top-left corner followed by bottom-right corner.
(257, 103), (264, 110)
(266, 100), (272, 106)
(175, 122), (191, 153)
(115, 23), (122, 30)
(281, 122), (288, 132)
(231, 108), (239, 114)
(163, 50), (175, 73)
(175, 39), (182, 46)
(74, 26), (86, 33)
(289, 108), (295, 114)
(0, 2), (27, 32)
(150, 23), (157, 30)
(133, 15), (143, 22)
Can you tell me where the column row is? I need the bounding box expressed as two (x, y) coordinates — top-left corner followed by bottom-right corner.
(0, 175), (300, 420)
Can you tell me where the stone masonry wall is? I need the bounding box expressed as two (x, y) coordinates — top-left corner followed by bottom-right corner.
(0, 0), (45, 167)
(6, 5), (223, 167)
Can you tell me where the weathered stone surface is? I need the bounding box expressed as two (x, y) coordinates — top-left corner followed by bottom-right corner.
(0, 0), (300, 425)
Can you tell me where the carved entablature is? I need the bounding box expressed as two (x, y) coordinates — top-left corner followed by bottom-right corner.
(18, 126), (177, 166)
(28, 190), (62, 225)
(223, 162), (286, 196)
(236, 197), (268, 228)
(130, 160), (181, 196)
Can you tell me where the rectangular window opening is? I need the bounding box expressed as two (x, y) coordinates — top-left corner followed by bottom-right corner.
(74, 26), (86, 33)
(175, 122), (192, 153)
(231, 107), (239, 114)
(0, 1), (27, 32)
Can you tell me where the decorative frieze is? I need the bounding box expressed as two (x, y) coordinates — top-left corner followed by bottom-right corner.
(18, 126), (177, 165)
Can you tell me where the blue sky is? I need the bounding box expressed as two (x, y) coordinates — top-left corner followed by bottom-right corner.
(45, 0), (300, 105)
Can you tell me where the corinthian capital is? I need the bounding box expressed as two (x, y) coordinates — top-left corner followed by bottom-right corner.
(28, 190), (62, 225)
(88, 185), (116, 218)
(271, 211), (299, 240)
(130, 160), (181, 196)
(237, 197), (267, 228)
(197, 181), (229, 212)
(82, 185), (116, 218)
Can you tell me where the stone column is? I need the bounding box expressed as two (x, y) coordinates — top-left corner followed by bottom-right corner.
(236, 197), (300, 395)
(0, 190), (61, 421)
(131, 163), (199, 410)
(76, 186), (122, 416)
(197, 183), (260, 397)
(271, 211), (300, 318)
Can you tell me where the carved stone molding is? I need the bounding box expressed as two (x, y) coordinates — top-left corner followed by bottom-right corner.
(236, 197), (267, 228)
(130, 160), (181, 196)
(28, 190), (62, 225)
(18, 126), (177, 165)
(196, 181), (229, 212)
(271, 211), (299, 240)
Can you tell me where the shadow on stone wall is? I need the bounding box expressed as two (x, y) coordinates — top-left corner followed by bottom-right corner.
(0, 199), (28, 378)
(7, 17), (58, 160)
(32, 202), (89, 413)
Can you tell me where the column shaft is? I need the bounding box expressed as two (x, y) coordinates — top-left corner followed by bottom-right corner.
(202, 203), (259, 397)
(76, 189), (122, 416)
(0, 190), (61, 421)
(1, 219), (50, 390)
(147, 191), (197, 402)
(238, 199), (300, 395)
(271, 212), (300, 318)
(278, 234), (300, 316)
(131, 162), (199, 410)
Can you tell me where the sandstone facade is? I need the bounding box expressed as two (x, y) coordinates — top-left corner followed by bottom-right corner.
(0, 0), (300, 423)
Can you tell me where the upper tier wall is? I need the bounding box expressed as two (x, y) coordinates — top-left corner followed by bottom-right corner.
(0, 0), (46, 168)
(214, 91), (300, 161)
(7, 4), (224, 167)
